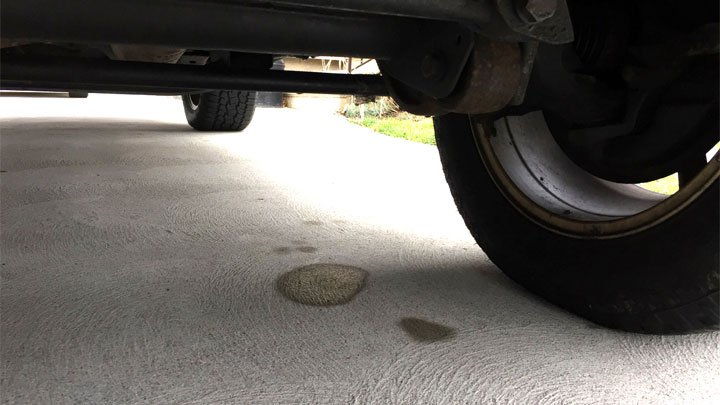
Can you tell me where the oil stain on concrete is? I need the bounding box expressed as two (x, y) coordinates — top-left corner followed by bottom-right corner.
(273, 246), (318, 255)
(276, 263), (368, 306)
(399, 317), (456, 343)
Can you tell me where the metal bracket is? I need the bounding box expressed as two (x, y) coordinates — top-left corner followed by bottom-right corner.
(178, 53), (210, 66)
(510, 41), (539, 105)
(381, 35), (523, 116)
(377, 24), (475, 99)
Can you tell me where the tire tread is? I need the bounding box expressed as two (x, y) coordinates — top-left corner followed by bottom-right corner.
(182, 90), (257, 131)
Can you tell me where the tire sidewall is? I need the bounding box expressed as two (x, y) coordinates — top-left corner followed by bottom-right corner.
(182, 93), (207, 126)
(434, 113), (719, 330)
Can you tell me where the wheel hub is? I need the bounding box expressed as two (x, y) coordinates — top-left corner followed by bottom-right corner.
(515, 0), (719, 184)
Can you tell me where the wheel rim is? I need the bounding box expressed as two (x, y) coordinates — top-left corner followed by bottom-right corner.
(473, 112), (719, 239)
(188, 94), (201, 110)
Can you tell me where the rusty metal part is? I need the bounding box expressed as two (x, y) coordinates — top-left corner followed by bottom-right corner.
(438, 37), (523, 114)
(383, 36), (524, 116)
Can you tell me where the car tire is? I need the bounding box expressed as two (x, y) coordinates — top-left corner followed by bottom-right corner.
(182, 90), (257, 132)
(434, 113), (719, 333)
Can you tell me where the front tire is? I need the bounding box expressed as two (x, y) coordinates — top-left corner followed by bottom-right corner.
(182, 90), (257, 132)
(434, 113), (718, 333)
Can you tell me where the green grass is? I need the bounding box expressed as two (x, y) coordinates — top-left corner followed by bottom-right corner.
(350, 114), (436, 145)
(637, 173), (679, 195)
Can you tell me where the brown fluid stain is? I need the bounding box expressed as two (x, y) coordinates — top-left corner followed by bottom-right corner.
(399, 317), (457, 343)
(273, 247), (293, 255)
(273, 246), (317, 255)
(276, 263), (368, 306)
(303, 220), (324, 226)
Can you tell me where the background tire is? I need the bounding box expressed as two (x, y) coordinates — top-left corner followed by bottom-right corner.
(434, 113), (719, 334)
(68, 92), (89, 98)
(182, 90), (257, 132)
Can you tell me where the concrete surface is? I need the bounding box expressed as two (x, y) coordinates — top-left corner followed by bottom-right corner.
(1, 94), (718, 404)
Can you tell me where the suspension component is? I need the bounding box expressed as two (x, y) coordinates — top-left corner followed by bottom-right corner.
(383, 36), (524, 116)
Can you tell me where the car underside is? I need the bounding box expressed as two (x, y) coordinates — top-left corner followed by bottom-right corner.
(1, 0), (718, 333)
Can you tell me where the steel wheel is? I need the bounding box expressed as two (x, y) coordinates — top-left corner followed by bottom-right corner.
(473, 112), (719, 239)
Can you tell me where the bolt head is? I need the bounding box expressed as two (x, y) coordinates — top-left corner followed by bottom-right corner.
(518, 0), (557, 23)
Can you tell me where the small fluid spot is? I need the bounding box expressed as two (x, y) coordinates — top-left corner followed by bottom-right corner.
(296, 246), (317, 253)
(273, 247), (293, 255)
(399, 317), (456, 343)
(303, 220), (324, 226)
(276, 263), (368, 306)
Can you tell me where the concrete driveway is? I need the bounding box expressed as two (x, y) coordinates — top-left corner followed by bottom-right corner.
(1, 95), (718, 404)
